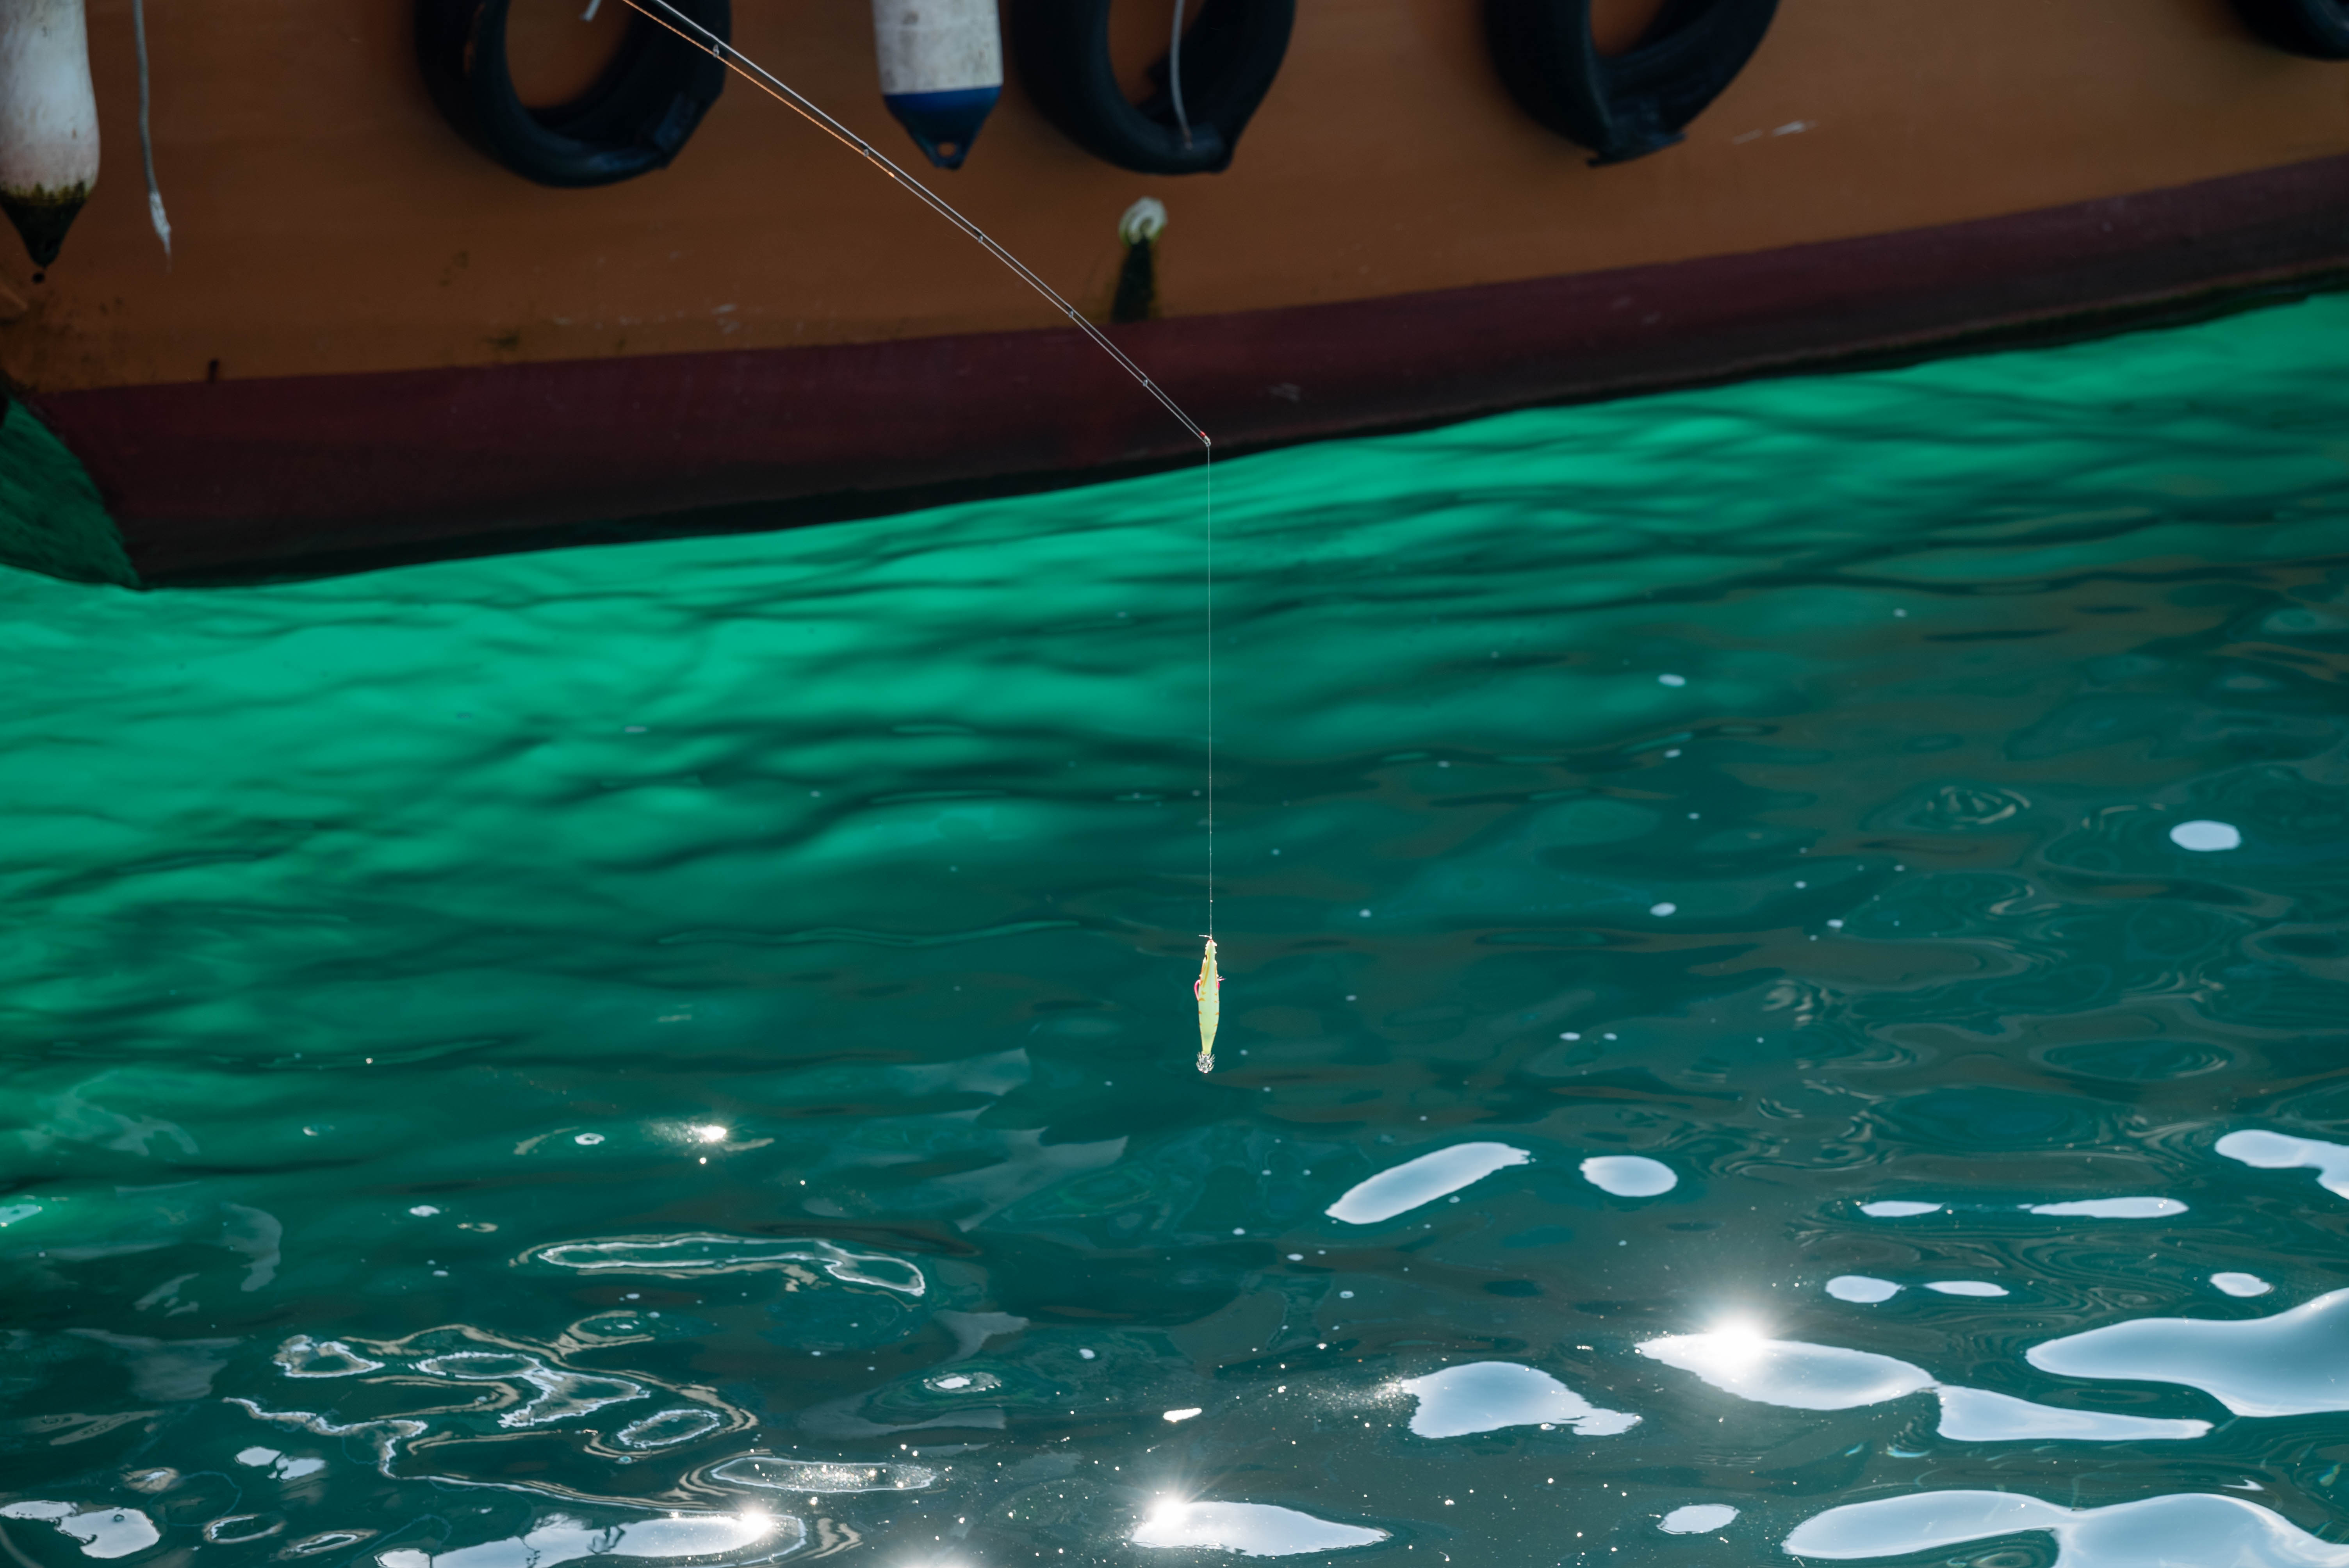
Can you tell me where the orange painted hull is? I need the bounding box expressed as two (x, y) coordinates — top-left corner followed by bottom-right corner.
(5, 1), (2348, 578)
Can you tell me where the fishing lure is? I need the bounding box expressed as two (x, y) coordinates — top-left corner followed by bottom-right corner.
(1194, 936), (1220, 1073)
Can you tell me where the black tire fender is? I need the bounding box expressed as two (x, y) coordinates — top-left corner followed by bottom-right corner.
(2229, 0), (2349, 59)
(1008, 0), (1294, 175)
(417, 0), (730, 187)
(1487, 0), (1777, 166)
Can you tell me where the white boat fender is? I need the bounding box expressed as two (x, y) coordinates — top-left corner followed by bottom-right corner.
(872, 0), (1002, 169)
(0, 0), (100, 267)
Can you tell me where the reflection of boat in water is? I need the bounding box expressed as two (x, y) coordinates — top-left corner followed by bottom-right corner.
(3, 0), (2348, 584)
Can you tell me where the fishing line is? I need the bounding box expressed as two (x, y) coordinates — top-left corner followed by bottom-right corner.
(616, 0), (1207, 447)
(613, 1), (1222, 1032)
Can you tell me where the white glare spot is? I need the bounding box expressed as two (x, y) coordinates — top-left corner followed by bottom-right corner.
(1933, 1385), (2206, 1442)
(1784, 1491), (2329, 1564)
(1131, 1501), (1386, 1555)
(2171, 820), (2241, 852)
(1827, 1276), (1902, 1303)
(574, 1133), (604, 1146)
(1079, 1349), (1096, 1359)
(1861, 1202), (1941, 1218)
(379, 1511), (788, 1568)
(1925, 1280), (2009, 1297)
(1650, 902), (1677, 917)
(1638, 1329), (1933, 1411)
(1163, 1408), (1203, 1422)
(2025, 1197), (2185, 1219)
(2217, 1129), (2349, 1200)
(408, 1205), (441, 1217)
(2212, 1272), (2273, 1297)
(691, 1124), (728, 1143)
(1658, 674), (1686, 686)
(1659, 1505), (1738, 1535)
(1399, 1361), (1638, 1438)
(0, 1504), (162, 1560)
(1581, 1156), (1677, 1197)
(2028, 1295), (2349, 1417)
(1327, 1143), (1531, 1224)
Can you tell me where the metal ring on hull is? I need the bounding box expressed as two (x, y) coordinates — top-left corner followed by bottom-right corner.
(1486, 0), (1778, 166)
(2229, 0), (2349, 58)
(416, 0), (730, 187)
(1008, 0), (1295, 175)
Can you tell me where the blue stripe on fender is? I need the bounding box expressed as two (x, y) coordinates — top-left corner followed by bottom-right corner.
(883, 86), (1002, 169)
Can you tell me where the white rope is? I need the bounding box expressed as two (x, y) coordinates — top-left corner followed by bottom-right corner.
(132, 0), (170, 261)
(1169, 0), (1192, 149)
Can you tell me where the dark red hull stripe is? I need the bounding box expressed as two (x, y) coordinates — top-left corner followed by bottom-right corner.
(33, 152), (2349, 581)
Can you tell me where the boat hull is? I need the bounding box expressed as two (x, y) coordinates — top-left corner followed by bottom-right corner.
(5, 0), (2349, 580)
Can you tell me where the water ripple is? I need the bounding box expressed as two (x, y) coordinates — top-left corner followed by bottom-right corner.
(5, 294), (2349, 1564)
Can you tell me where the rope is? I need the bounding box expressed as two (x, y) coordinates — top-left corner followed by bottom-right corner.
(132, 0), (170, 261)
(1169, 0), (1192, 149)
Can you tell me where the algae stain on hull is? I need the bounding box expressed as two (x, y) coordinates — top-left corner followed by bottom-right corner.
(0, 396), (135, 586)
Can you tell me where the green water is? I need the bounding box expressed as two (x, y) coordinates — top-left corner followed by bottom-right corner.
(5, 296), (2349, 1568)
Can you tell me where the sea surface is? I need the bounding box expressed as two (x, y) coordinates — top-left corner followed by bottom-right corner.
(5, 295), (2349, 1568)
